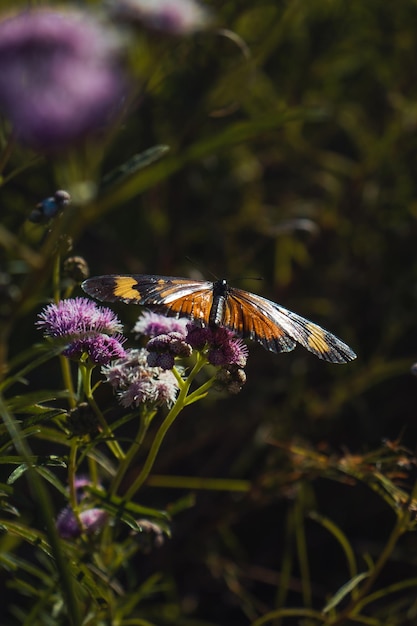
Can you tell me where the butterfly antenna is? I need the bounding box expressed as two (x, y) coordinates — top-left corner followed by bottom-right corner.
(235, 276), (264, 283)
(185, 257), (219, 280)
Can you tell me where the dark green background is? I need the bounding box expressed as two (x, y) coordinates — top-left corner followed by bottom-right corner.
(4, 1), (417, 623)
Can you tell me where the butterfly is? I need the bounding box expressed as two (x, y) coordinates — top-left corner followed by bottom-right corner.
(82, 274), (357, 364)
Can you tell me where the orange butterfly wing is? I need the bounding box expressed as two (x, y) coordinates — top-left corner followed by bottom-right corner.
(222, 289), (297, 354)
(224, 288), (356, 363)
(82, 275), (213, 323)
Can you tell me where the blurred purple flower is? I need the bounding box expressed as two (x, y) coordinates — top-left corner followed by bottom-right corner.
(133, 310), (188, 338)
(0, 8), (127, 150)
(109, 0), (211, 35)
(102, 347), (180, 407)
(37, 297), (123, 339)
(57, 506), (108, 539)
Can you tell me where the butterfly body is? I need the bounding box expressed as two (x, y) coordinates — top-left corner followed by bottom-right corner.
(82, 274), (356, 364)
(210, 278), (230, 327)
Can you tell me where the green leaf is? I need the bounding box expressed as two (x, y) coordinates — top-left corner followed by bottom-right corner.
(7, 462), (67, 498)
(99, 145), (170, 191)
(0, 520), (53, 557)
(7, 390), (70, 412)
(323, 572), (370, 613)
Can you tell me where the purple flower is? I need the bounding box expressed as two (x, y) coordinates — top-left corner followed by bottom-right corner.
(205, 327), (248, 367)
(146, 331), (192, 369)
(37, 298), (123, 339)
(102, 348), (150, 388)
(109, 0), (211, 35)
(63, 334), (126, 365)
(73, 476), (93, 495)
(37, 297), (126, 365)
(186, 324), (211, 350)
(0, 8), (127, 150)
(57, 506), (108, 539)
(186, 324), (248, 367)
(102, 348), (180, 407)
(133, 310), (188, 338)
(147, 350), (176, 370)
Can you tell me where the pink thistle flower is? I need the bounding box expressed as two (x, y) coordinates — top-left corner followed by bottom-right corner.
(102, 348), (180, 407)
(63, 334), (127, 365)
(186, 324), (248, 367)
(37, 298), (126, 365)
(206, 327), (248, 367)
(37, 298), (123, 339)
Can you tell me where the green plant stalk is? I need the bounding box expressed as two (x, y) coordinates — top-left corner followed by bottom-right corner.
(0, 394), (82, 626)
(354, 576), (417, 615)
(294, 487), (312, 608)
(146, 474), (251, 491)
(80, 362), (125, 460)
(60, 355), (77, 409)
(67, 440), (78, 511)
(52, 252), (77, 409)
(251, 607), (326, 626)
(326, 507), (412, 625)
(274, 507), (295, 624)
(109, 407), (157, 496)
(309, 511), (358, 594)
(123, 355), (208, 501)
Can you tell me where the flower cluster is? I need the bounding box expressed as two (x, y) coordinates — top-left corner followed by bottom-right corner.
(134, 310), (191, 369)
(102, 348), (180, 408)
(37, 298), (126, 365)
(133, 311), (249, 392)
(186, 325), (248, 368)
(0, 8), (127, 150)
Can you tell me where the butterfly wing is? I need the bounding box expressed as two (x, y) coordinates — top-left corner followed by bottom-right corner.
(224, 288), (356, 363)
(82, 275), (214, 324)
(222, 289), (297, 354)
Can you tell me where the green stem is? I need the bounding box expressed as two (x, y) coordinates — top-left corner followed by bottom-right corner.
(327, 512), (410, 625)
(80, 363), (125, 460)
(67, 440), (78, 511)
(60, 355), (77, 409)
(184, 374), (216, 405)
(124, 355), (208, 500)
(52, 253), (77, 408)
(294, 488), (312, 608)
(109, 408), (157, 496)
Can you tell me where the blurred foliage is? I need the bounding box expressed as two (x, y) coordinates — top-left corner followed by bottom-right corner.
(3, 0), (417, 624)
